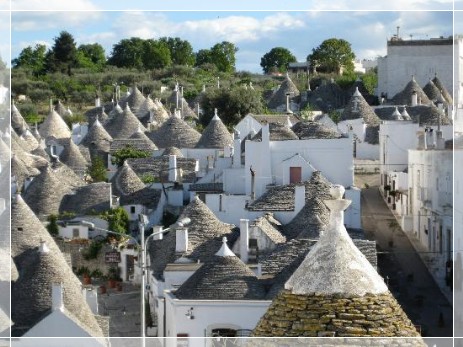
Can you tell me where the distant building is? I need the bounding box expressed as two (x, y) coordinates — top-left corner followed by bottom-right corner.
(377, 37), (453, 100)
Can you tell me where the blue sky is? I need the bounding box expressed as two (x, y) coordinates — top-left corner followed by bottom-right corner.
(11, 11), (453, 73)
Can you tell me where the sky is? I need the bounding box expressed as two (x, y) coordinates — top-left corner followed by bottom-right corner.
(10, 11), (454, 73)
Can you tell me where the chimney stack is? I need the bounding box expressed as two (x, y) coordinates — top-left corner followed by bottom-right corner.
(417, 130), (425, 150)
(240, 219), (249, 263)
(152, 226), (163, 241)
(51, 283), (64, 311)
(233, 130), (241, 168)
(295, 185), (306, 213)
(411, 91), (418, 107)
(262, 123), (270, 144)
(168, 155), (178, 182)
(175, 227), (188, 253)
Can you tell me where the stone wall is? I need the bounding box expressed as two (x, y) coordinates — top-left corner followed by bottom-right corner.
(252, 290), (422, 338)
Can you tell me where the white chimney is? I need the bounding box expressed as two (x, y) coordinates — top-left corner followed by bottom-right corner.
(152, 225), (163, 241)
(95, 97), (101, 107)
(417, 131), (425, 150)
(168, 155), (178, 182)
(39, 240), (50, 254)
(240, 219), (249, 263)
(256, 263), (262, 277)
(233, 130), (241, 168)
(262, 123), (270, 144)
(175, 227), (188, 253)
(295, 185), (306, 213)
(411, 92), (418, 107)
(436, 114), (445, 149)
(51, 283), (64, 311)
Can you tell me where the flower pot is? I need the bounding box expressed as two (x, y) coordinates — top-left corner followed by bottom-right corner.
(108, 279), (117, 288)
(99, 285), (107, 294)
(117, 283), (123, 291)
(83, 275), (92, 285)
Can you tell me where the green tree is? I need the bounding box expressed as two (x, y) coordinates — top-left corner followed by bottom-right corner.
(361, 68), (378, 95)
(76, 43), (106, 70)
(88, 155), (107, 182)
(12, 44), (47, 75)
(307, 38), (355, 75)
(142, 39), (172, 70)
(260, 47), (297, 74)
(111, 146), (151, 167)
(46, 214), (59, 236)
(200, 86), (263, 127)
(47, 31), (78, 74)
(100, 207), (130, 234)
(107, 37), (145, 69)
(210, 41), (238, 73)
(159, 37), (195, 66)
(195, 49), (213, 67)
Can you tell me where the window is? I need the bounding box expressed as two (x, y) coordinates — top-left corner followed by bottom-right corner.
(130, 206), (136, 214)
(72, 228), (80, 238)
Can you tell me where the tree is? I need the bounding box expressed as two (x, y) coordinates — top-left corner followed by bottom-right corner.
(195, 49), (213, 67)
(46, 214), (59, 236)
(100, 207), (130, 235)
(159, 37), (195, 66)
(12, 44), (47, 75)
(76, 43), (106, 70)
(88, 155), (107, 182)
(111, 146), (151, 167)
(307, 38), (355, 75)
(200, 86), (263, 128)
(142, 39), (172, 70)
(260, 47), (297, 74)
(107, 37), (145, 69)
(47, 31), (78, 74)
(195, 41), (238, 73)
(210, 41), (238, 73)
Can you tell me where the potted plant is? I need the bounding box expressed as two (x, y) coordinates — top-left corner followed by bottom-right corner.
(107, 266), (121, 288)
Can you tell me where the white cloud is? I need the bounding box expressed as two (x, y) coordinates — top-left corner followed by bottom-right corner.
(110, 12), (306, 46)
(13, 11), (102, 31)
(309, 0), (451, 10)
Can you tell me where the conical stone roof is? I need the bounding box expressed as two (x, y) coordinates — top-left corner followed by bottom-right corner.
(110, 161), (145, 197)
(252, 122), (299, 141)
(59, 138), (89, 172)
(292, 120), (343, 139)
(54, 100), (68, 117)
(148, 196), (236, 277)
(162, 146), (183, 157)
(391, 77), (431, 106)
(126, 85), (146, 115)
(307, 80), (347, 113)
(39, 108), (71, 140)
(104, 105), (147, 139)
(19, 130), (39, 153)
(432, 75), (453, 104)
(423, 79), (442, 102)
(148, 115), (201, 148)
(151, 98), (170, 124)
(137, 94), (156, 118)
(268, 74), (300, 109)
(252, 186), (420, 337)
(11, 136), (48, 170)
(174, 238), (266, 300)
(22, 165), (77, 219)
(11, 103), (30, 135)
(342, 87), (381, 126)
(81, 117), (113, 155)
(11, 154), (40, 190)
(195, 111), (233, 148)
(166, 90), (197, 119)
(12, 197), (104, 337)
(129, 127), (157, 150)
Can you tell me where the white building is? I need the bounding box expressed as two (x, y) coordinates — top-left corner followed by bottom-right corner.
(160, 238), (270, 343)
(377, 37), (453, 100)
(406, 130), (452, 288)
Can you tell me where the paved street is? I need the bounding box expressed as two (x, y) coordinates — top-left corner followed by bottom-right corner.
(96, 281), (142, 337)
(361, 187), (452, 337)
